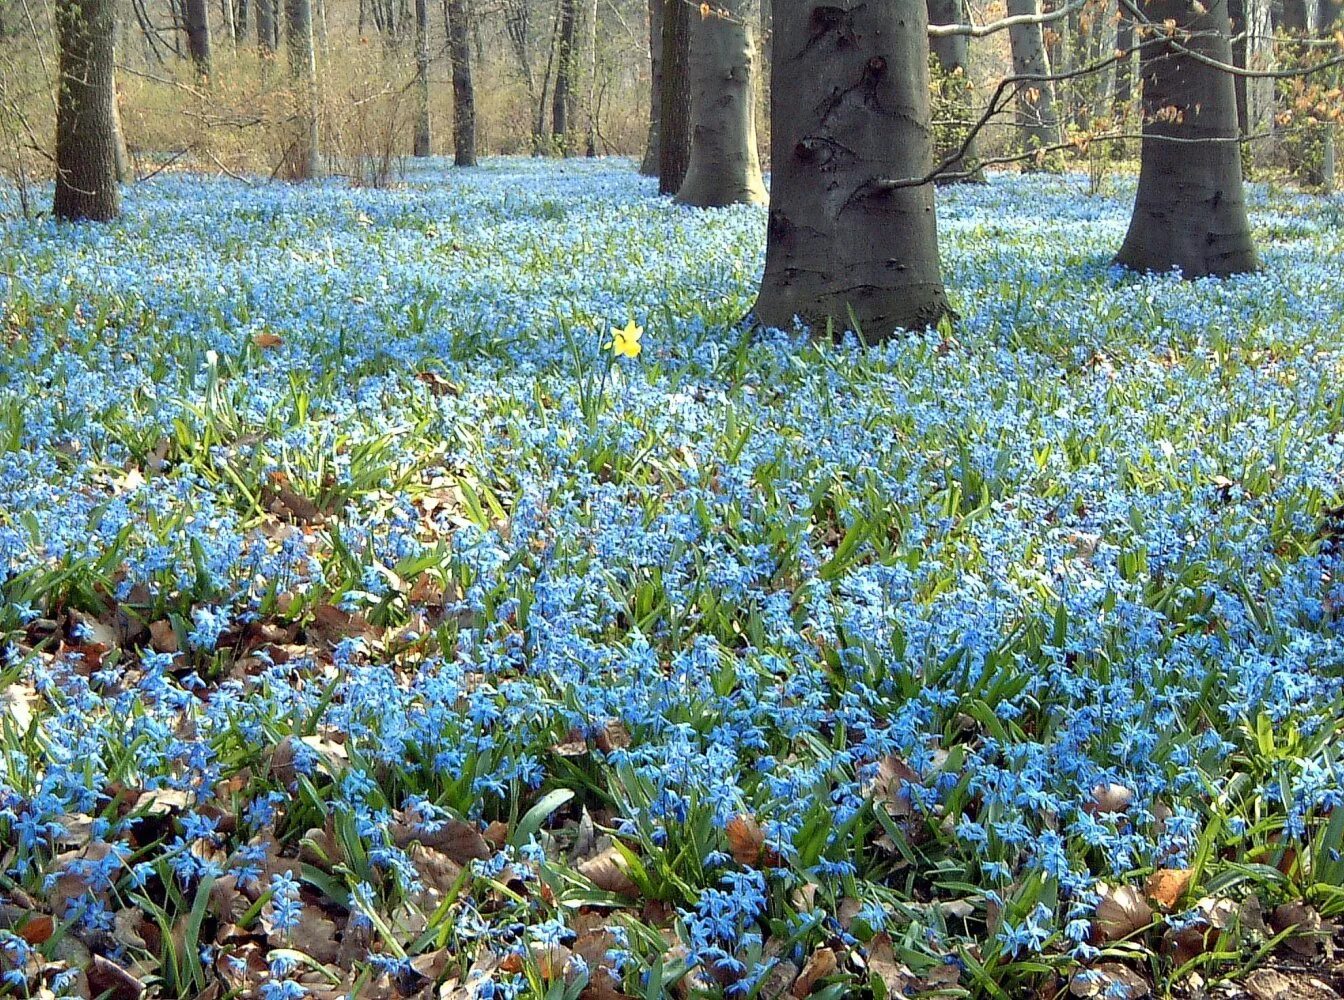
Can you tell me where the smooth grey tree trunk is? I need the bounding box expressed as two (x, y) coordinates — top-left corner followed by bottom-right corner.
(237, 0), (250, 41)
(1116, 0), (1258, 276)
(927, 0), (985, 182)
(54, 0), (121, 221)
(639, 0), (662, 175)
(413, 0), (431, 155)
(221, 0), (235, 48)
(753, 0), (951, 340)
(184, 0), (211, 75)
(283, 0), (320, 179)
(446, 0), (476, 164)
(674, 0), (766, 206)
(1005, 0), (1062, 167)
(657, 0), (691, 192)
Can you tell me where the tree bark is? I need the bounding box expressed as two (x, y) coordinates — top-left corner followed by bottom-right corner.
(183, 0), (211, 75)
(675, 0), (766, 205)
(1113, 7), (1133, 109)
(54, 0), (121, 221)
(236, 0), (250, 41)
(414, 0), (431, 155)
(283, 0), (320, 179)
(256, 0), (275, 52)
(657, 0), (691, 192)
(1116, 0), (1258, 276)
(639, 0), (662, 174)
(446, 0), (476, 164)
(221, 0), (235, 48)
(927, 0), (985, 182)
(1006, 0), (1062, 167)
(753, 0), (951, 340)
(552, 0), (578, 153)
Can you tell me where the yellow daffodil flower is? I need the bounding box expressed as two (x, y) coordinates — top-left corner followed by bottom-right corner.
(608, 319), (643, 358)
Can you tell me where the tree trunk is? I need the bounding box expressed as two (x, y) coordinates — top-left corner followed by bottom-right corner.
(927, 0), (985, 182)
(183, 0), (211, 75)
(446, 0), (476, 164)
(1116, 0), (1258, 276)
(1113, 8), (1133, 109)
(584, 0), (598, 155)
(552, 0), (578, 153)
(414, 0), (431, 155)
(639, 0), (662, 175)
(657, 0), (691, 192)
(256, 0), (275, 52)
(283, 0), (320, 179)
(753, 0), (951, 340)
(221, 0), (235, 48)
(54, 0), (121, 221)
(236, 0), (249, 41)
(1006, 0), (1062, 167)
(675, 0), (766, 205)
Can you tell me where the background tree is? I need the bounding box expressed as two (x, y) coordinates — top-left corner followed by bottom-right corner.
(639, 0), (662, 174)
(53, 0), (120, 220)
(256, 0), (276, 53)
(552, 0), (576, 151)
(446, 0), (476, 164)
(754, 0), (951, 338)
(927, 0), (986, 181)
(674, 0), (766, 206)
(414, 0), (430, 155)
(184, 0), (212, 74)
(657, 0), (690, 192)
(1116, 0), (1258, 275)
(282, 0), (320, 178)
(1005, 0), (1062, 165)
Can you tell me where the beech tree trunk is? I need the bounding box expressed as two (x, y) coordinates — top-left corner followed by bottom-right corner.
(657, 0), (691, 192)
(283, 0), (320, 179)
(639, 0), (662, 175)
(54, 0), (121, 221)
(674, 0), (766, 206)
(446, 0), (476, 164)
(237, 0), (250, 42)
(927, 0), (984, 182)
(184, 0), (211, 75)
(1113, 9), (1133, 110)
(256, 0), (275, 52)
(552, 0), (577, 153)
(753, 0), (951, 340)
(1006, 0), (1062, 166)
(1116, 0), (1258, 276)
(413, 0), (431, 155)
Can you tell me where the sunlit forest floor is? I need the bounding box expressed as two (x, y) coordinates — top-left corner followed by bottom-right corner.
(1, 158), (1343, 998)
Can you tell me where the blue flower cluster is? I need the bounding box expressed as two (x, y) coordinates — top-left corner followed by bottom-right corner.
(0, 158), (1341, 997)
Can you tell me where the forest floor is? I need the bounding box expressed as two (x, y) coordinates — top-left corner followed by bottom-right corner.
(0, 158), (1342, 999)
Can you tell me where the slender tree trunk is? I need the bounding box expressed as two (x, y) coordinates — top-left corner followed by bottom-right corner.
(1006, 0), (1062, 167)
(675, 0), (766, 205)
(584, 0), (598, 155)
(256, 0), (275, 52)
(1113, 8), (1133, 108)
(1116, 0), (1258, 276)
(657, 0), (691, 192)
(552, 0), (577, 153)
(221, 0), (235, 48)
(927, 0), (985, 182)
(283, 0), (320, 179)
(414, 0), (431, 155)
(236, 0), (249, 41)
(112, 74), (131, 181)
(446, 0), (476, 164)
(183, 0), (211, 74)
(639, 0), (662, 174)
(754, 0), (951, 340)
(54, 0), (121, 221)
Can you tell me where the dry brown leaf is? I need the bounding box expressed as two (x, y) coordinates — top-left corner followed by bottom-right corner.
(1094, 883), (1153, 942)
(792, 947), (837, 998)
(252, 331), (283, 348)
(866, 933), (915, 997)
(86, 954), (146, 1000)
(1068, 963), (1151, 998)
(1245, 968), (1342, 1000)
(725, 814), (765, 866)
(577, 846), (639, 896)
(1144, 868), (1193, 911)
(1086, 783), (1134, 816)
